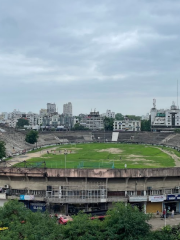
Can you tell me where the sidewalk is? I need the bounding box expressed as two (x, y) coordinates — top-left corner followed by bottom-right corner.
(149, 216), (180, 230)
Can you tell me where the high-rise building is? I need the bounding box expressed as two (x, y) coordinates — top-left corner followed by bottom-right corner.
(63, 102), (72, 116)
(47, 103), (56, 114)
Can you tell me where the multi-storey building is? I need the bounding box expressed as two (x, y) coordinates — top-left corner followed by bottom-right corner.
(81, 111), (104, 130)
(101, 110), (115, 118)
(42, 114), (74, 130)
(63, 102), (72, 116)
(150, 100), (180, 131)
(1, 167), (180, 215)
(113, 119), (141, 131)
(47, 103), (56, 114)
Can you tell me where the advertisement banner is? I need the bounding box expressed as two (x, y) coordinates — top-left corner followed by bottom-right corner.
(30, 203), (46, 212)
(129, 196), (147, 202)
(149, 195), (166, 202)
(20, 195), (34, 201)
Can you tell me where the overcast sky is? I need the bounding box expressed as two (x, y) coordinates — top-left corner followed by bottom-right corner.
(0, 0), (180, 116)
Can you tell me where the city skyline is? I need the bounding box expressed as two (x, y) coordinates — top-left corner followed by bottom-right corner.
(1, 0), (180, 115)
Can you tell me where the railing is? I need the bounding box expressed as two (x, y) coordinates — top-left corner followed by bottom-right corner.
(45, 197), (107, 203)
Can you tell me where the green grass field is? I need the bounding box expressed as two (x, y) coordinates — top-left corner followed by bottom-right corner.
(15, 143), (177, 169)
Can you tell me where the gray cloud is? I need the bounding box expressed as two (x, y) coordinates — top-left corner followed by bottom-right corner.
(0, 0), (180, 115)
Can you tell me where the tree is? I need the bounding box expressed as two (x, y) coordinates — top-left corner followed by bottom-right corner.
(16, 118), (29, 128)
(103, 117), (114, 131)
(174, 128), (180, 133)
(103, 203), (151, 240)
(141, 120), (151, 131)
(0, 141), (6, 159)
(0, 200), (63, 240)
(125, 115), (141, 120)
(63, 212), (104, 240)
(25, 130), (39, 144)
(115, 113), (124, 120)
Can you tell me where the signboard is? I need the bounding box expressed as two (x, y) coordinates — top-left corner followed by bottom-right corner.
(176, 195), (180, 200)
(129, 196), (147, 202)
(149, 195), (166, 202)
(20, 195), (34, 201)
(30, 203), (46, 212)
(166, 195), (176, 201)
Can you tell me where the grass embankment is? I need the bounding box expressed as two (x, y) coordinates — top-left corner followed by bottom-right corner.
(15, 143), (175, 169)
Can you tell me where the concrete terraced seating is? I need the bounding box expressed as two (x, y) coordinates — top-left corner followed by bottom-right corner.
(92, 132), (112, 142)
(117, 132), (172, 144)
(164, 134), (180, 147)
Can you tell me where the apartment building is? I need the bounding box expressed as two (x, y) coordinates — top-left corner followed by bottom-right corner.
(81, 111), (104, 130)
(151, 101), (180, 131)
(113, 119), (141, 131)
(47, 103), (56, 114)
(63, 102), (72, 116)
(101, 110), (115, 118)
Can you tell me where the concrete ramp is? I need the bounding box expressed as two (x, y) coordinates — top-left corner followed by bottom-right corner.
(112, 132), (119, 142)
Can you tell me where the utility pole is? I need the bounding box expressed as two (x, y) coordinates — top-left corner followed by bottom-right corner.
(64, 152), (67, 169)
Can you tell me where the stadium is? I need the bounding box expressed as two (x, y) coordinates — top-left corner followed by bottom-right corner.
(1, 127), (180, 216)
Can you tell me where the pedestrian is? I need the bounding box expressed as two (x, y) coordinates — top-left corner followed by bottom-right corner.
(171, 209), (174, 218)
(163, 209), (166, 218)
(156, 210), (159, 215)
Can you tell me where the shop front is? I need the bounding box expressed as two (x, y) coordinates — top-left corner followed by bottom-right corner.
(128, 196), (147, 212)
(19, 195), (46, 213)
(146, 195), (165, 213)
(68, 203), (107, 215)
(164, 194), (180, 214)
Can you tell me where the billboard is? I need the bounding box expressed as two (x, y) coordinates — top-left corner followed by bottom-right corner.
(20, 195), (34, 201)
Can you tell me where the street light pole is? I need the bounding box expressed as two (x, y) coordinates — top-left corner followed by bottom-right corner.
(64, 152), (67, 169)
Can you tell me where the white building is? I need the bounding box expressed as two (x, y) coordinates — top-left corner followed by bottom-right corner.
(101, 110), (115, 118)
(63, 102), (72, 116)
(47, 103), (56, 114)
(150, 100), (180, 131)
(113, 120), (141, 131)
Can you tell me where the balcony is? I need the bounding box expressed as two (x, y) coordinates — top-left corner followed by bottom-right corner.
(45, 196), (107, 204)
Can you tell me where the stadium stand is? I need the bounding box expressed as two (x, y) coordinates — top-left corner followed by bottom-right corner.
(1, 124), (180, 156)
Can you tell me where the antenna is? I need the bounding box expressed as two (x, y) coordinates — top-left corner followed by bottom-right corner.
(177, 80), (179, 109)
(153, 99), (156, 108)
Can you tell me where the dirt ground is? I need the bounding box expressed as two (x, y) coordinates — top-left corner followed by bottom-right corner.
(97, 148), (123, 154)
(156, 147), (180, 167)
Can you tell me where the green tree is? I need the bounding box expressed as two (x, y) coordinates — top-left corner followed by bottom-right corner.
(0, 200), (63, 240)
(63, 212), (104, 240)
(0, 141), (6, 159)
(103, 203), (151, 240)
(16, 118), (29, 128)
(104, 117), (114, 131)
(141, 120), (151, 131)
(125, 115), (141, 120)
(25, 130), (39, 144)
(115, 113), (124, 120)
